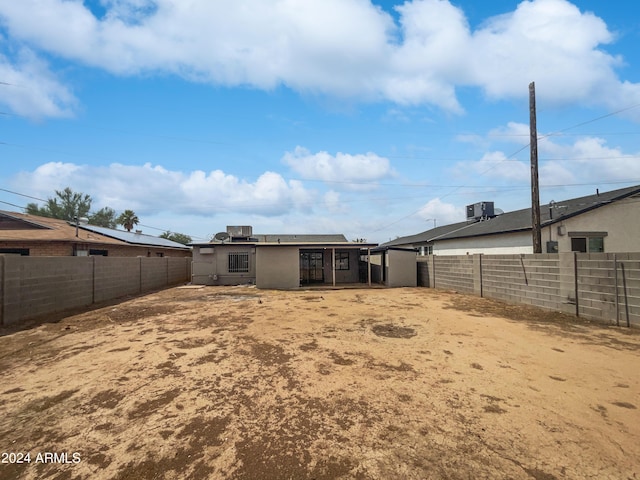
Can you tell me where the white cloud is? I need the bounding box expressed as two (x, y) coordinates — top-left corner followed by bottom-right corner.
(547, 137), (640, 184)
(0, 48), (77, 119)
(488, 122), (530, 145)
(181, 169), (314, 215)
(1, 0), (639, 118)
(452, 150), (530, 183)
(453, 121), (640, 186)
(282, 146), (394, 189)
(13, 161), (316, 217)
(384, 0), (469, 111)
(17, 162), (82, 193)
(417, 197), (462, 226)
(469, 0), (621, 103)
(322, 190), (347, 213)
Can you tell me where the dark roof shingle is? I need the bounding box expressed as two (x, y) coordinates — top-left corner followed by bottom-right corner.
(383, 185), (640, 246)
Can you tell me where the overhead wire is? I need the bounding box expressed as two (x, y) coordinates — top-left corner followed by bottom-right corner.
(371, 141), (531, 232)
(2, 89), (640, 237)
(3, 175), (640, 234)
(0, 199), (27, 210)
(372, 102), (640, 233)
(0, 187), (210, 241)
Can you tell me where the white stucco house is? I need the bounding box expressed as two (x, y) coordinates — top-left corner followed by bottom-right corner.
(383, 185), (640, 255)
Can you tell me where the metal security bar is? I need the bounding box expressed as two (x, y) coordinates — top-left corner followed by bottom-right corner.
(228, 252), (249, 273)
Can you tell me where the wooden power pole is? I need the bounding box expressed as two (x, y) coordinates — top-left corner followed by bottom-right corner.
(529, 82), (542, 254)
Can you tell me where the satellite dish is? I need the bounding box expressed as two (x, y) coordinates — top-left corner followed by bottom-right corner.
(213, 232), (230, 243)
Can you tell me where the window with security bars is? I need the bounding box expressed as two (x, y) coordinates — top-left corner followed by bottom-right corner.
(228, 252), (250, 273)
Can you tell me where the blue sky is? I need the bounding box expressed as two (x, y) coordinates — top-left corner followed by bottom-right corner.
(1, 0), (639, 243)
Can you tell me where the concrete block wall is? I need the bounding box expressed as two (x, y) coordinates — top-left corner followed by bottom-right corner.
(482, 254), (563, 312)
(576, 253), (640, 326)
(418, 252), (639, 327)
(94, 257), (141, 303)
(168, 257), (191, 285)
(2, 257), (94, 325)
(432, 255), (474, 293)
(1, 256), (191, 326)
(141, 258), (168, 292)
(615, 254), (640, 327)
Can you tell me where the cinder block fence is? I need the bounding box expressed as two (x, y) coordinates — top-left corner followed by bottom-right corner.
(418, 252), (640, 327)
(0, 256), (191, 326)
(3, 253), (636, 328)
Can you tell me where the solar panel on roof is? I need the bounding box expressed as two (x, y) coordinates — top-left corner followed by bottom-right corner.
(77, 224), (189, 249)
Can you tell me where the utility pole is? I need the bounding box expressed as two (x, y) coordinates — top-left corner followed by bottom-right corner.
(529, 82), (542, 254)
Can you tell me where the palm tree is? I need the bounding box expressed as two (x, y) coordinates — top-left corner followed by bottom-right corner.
(117, 210), (140, 232)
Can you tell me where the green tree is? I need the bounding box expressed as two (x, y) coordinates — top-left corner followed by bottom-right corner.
(117, 209), (139, 232)
(26, 202), (52, 218)
(159, 231), (192, 245)
(26, 187), (92, 221)
(89, 207), (117, 228)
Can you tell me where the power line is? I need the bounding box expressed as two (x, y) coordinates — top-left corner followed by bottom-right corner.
(0, 199), (27, 210)
(0, 187), (208, 241)
(372, 101), (640, 233)
(542, 103), (640, 138)
(0, 188), (47, 202)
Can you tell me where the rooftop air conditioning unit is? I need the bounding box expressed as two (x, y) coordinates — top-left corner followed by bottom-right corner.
(226, 225), (253, 237)
(466, 202), (494, 221)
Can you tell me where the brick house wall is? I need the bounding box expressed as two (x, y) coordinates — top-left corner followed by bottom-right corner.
(0, 241), (190, 258)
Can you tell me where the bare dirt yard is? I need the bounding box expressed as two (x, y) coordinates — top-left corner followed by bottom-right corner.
(1, 286), (639, 480)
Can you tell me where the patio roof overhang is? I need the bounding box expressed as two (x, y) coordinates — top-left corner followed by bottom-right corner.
(255, 242), (378, 249)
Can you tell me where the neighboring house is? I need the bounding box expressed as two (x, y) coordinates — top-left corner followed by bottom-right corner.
(383, 185), (640, 255)
(191, 226), (378, 289)
(0, 211), (191, 257)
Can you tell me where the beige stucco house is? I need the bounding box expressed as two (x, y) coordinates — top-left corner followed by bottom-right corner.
(383, 185), (640, 255)
(190, 227), (378, 289)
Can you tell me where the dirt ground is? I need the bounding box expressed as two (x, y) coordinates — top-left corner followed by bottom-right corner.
(0, 286), (639, 480)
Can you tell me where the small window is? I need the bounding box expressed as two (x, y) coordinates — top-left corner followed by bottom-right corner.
(89, 249), (108, 256)
(229, 252), (249, 273)
(156, 252), (164, 257)
(0, 248), (29, 256)
(588, 237), (604, 252)
(335, 251), (350, 270)
(571, 238), (587, 253)
(571, 236), (604, 253)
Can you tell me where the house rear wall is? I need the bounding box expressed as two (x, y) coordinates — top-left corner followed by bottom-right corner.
(191, 245), (256, 285)
(256, 247), (299, 289)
